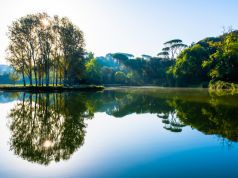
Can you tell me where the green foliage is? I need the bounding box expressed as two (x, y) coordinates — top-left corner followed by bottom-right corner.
(126, 72), (137, 84)
(114, 71), (127, 84)
(169, 44), (210, 86)
(209, 80), (238, 90)
(202, 31), (238, 82)
(85, 58), (102, 84)
(83, 54), (175, 86)
(169, 30), (238, 88)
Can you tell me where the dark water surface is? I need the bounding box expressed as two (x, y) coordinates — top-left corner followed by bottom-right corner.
(0, 87), (238, 178)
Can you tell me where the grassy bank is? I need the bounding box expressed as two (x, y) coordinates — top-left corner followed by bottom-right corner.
(208, 81), (238, 96)
(209, 81), (238, 90)
(0, 85), (104, 92)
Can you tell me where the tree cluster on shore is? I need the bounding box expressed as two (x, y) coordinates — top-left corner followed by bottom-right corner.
(7, 13), (85, 87)
(168, 29), (238, 88)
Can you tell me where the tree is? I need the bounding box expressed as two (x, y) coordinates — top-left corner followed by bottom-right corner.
(202, 31), (238, 82)
(169, 44), (210, 86)
(85, 56), (102, 84)
(6, 21), (28, 86)
(113, 53), (129, 62)
(6, 13), (85, 87)
(158, 39), (187, 60)
(59, 17), (85, 85)
(115, 71), (127, 84)
(165, 30), (238, 87)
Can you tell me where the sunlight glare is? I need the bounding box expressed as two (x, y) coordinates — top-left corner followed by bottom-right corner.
(43, 140), (53, 149)
(42, 19), (49, 27)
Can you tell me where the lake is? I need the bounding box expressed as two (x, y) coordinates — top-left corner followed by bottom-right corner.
(0, 87), (238, 178)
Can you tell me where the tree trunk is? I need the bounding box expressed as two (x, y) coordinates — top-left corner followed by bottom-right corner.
(29, 70), (33, 86)
(34, 69), (38, 86)
(45, 59), (50, 87)
(38, 74), (41, 86)
(52, 66), (55, 86)
(41, 73), (43, 86)
(22, 72), (26, 87)
(63, 68), (67, 86)
(55, 61), (58, 86)
(56, 69), (58, 86)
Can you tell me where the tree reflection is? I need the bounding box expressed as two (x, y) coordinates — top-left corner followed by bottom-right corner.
(8, 92), (93, 165)
(173, 99), (238, 142)
(158, 112), (185, 133)
(89, 89), (238, 141)
(7, 89), (238, 165)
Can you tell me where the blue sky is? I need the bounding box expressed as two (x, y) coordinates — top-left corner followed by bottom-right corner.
(0, 0), (238, 64)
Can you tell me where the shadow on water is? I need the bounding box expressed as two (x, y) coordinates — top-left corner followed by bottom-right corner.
(3, 88), (238, 165)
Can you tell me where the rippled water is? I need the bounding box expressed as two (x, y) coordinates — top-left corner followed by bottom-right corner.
(0, 87), (238, 178)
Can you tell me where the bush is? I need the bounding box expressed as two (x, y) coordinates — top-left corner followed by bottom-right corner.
(209, 80), (238, 90)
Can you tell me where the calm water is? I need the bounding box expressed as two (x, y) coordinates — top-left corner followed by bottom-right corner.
(0, 87), (238, 178)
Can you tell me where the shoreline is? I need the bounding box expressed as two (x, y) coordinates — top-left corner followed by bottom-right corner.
(0, 85), (104, 92)
(1, 84), (238, 93)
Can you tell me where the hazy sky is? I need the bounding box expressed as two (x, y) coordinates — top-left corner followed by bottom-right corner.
(0, 0), (238, 64)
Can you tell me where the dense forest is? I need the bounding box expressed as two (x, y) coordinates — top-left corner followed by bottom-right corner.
(169, 30), (238, 88)
(4, 13), (238, 89)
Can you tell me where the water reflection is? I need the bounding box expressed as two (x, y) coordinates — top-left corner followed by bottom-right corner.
(8, 93), (93, 165)
(4, 88), (238, 165)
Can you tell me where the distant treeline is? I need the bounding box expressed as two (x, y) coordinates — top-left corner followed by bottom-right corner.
(0, 73), (12, 84)
(85, 30), (238, 88)
(84, 39), (187, 86)
(0, 65), (24, 84)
